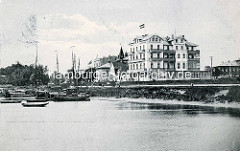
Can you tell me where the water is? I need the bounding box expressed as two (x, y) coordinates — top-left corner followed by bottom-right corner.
(1, 98), (240, 151)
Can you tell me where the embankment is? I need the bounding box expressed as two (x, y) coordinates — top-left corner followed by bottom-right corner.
(86, 86), (240, 103)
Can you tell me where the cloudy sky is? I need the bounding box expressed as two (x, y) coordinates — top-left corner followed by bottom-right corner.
(0, 0), (240, 73)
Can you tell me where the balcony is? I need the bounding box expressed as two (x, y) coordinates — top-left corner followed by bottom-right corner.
(163, 58), (176, 62)
(128, 58), (146, 63)
(188, 57), (200, 62)
(150, 49), (163, 53)
(188, 49), (200, 54)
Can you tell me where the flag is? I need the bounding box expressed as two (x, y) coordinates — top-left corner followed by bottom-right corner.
(139, 24), (145, 29)
(88, 60), (92, 65)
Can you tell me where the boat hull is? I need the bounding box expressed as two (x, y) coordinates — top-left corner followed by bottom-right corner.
(22, 102), (49, 107)
(0, 99), (21, 103)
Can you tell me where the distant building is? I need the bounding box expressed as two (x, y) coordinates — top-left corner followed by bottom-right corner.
(128, 34), (201, 81)
(88, 55), (118, 68)
(95, 47), (128, 82)
(215, 60), (240, 78)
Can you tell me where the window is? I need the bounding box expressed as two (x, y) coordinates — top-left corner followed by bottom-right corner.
(136, 64), (138, 69)
(183, 54), (185, 58)
(158, 63), (160, 68)
(152, 38), (154, 41)
(181, 46), (183, 50)
(136, 55), (138, 60)
(136, 47), (138, 51)
(177, 54), (180, 58)
(130, 48), (132, 52)
(151, 53), (153, 58)
(157, 53), (160, 58)
(143, 45), (145, 50)
(151, 63), (153, 68)
(140, 54), (142, 59)
(133, 48), (135, 53)
(140, 64), (142, 69)
(177, 63), (180, 69)
(181, 39), (183, 43)
(143, 63), (145, 69)
(176, 46), (178, 50)
(143, 54), (145, 59)
(183, 63), (185, 69)
(157, 45), (160, 50)
(175, 39), (178, 43)
(140, 46), (141, 50)
(151, 45), (153, 49)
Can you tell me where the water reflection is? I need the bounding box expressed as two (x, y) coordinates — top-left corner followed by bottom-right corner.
(117, 101), (240, 118)
(1, 98), (240, 151)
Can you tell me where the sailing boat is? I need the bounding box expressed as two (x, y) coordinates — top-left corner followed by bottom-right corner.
(53, 47), (90, 101)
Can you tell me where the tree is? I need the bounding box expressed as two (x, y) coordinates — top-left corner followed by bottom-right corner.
(0, 62), (49, 86)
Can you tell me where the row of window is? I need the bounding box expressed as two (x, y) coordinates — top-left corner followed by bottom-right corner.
(177, 53), (186, 59)
(129, 54), (145, 60)
(150, 62), (175, 69)
(175, 38), (184, 43)
(129, 63), (145, 70)
(177, 62), (186, 69)
(150, 37), (162, 42)
(151, 53), (175, 59)
(130, 45), (195, 54)
(220, 67), (239, 73)
(130, 45), (145, 53)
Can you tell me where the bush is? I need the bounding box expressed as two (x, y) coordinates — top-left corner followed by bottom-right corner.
(226, 86), (240, 102)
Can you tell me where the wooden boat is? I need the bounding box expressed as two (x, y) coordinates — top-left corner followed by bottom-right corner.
(21, 101), (49, 107)
(0, 99), (21, 103)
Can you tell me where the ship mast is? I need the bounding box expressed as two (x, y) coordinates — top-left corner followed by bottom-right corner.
(71, 46), (75, 85)
(56, 50), (59, 73)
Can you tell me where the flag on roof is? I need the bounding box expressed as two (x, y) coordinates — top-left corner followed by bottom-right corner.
(139, 24), (145, 29)
(88, 60), (92, 65)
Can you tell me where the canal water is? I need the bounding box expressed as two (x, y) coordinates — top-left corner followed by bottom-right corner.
(0, 97), (240, 151)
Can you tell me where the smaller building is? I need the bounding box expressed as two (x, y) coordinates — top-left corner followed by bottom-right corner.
(88, 55), (118, 68)
(215, 60), (240, 78)
(96, 61), (128, 82)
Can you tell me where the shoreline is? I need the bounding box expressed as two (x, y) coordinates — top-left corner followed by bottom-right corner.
(93, 97), (240, 109)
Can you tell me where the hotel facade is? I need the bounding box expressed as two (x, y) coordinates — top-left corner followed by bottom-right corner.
(128, 34), (203, 81)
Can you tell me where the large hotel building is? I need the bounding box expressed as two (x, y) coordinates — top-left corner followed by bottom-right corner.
(128, 34), (201, 80)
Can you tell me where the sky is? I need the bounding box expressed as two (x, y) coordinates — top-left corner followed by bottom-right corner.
(0, 0), (240, 73)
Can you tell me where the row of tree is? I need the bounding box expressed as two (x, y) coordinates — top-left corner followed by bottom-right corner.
(0, 62), (49, 86)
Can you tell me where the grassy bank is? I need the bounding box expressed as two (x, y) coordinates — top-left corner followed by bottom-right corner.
(87, 86), (240, 103)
